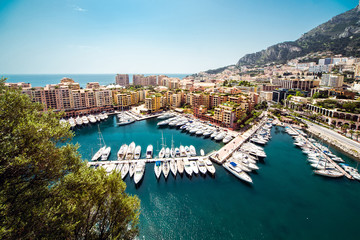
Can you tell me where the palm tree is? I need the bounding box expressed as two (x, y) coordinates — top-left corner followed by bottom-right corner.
(349, 130), (354, 139)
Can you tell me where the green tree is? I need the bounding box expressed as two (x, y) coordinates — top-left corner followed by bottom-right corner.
(0, 78), (140, 239)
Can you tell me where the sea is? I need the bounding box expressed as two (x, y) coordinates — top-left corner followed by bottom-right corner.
(2, 74), (191, 88)
(71, 116), (360, 240)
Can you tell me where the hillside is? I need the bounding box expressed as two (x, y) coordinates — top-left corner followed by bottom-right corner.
(236, 5), (360, 67)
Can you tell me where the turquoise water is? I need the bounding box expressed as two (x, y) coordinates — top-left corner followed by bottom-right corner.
(72, 118), (360, 239)
(3, 73), (190, 87)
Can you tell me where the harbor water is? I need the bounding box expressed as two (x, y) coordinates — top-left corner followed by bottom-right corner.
(72, 117), (360, 239)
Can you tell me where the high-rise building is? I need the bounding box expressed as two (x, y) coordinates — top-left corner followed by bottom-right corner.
(115, 74), (129, 86)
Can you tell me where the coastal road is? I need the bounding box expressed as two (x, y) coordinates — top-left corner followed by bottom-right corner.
(305, 120), (360, 150)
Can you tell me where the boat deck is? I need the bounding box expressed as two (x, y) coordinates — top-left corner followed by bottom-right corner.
(286, 124), (353, 180)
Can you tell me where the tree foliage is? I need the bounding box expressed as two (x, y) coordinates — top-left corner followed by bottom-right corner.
(0, 78), (140, 239)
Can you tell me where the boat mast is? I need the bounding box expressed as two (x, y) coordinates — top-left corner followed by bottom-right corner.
(171, 135), (174, 150)
(97, 125), (105, 148)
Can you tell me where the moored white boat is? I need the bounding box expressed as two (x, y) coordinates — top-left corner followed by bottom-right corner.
(223, 162), (253, 184)
(205, 159), (216, 176)
(189, 145), (196, 157)
(134, 145), (141, 160)
(129, 162), (136, 177)
(191, 159), (199, 175)
(162, 161), (170, 179)
(101, 146), (111, 161)
(126, 142), (136, 160)
(134, 162), (145, 185)
(180, 145), (186, 157)
(92, 146), (106, 161)
(183, 159), (193, 177)
(154, 161), (162, 179)
(159, 147), (165, 158)
(214, 132), (226, 141)
(314, 169), (344, 178)
(117, 144), (128, 160)
(177, 159), (184, 175)
(197, 159), (207, 175)
(200, 149), (205, 156)
(121, 163), (129, 179)
(146, 145), (153, 159)
(170, 160), (177, 177)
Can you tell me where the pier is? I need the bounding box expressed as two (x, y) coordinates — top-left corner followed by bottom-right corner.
(210, 114), (268, 164)
(286, 124), (353, 180)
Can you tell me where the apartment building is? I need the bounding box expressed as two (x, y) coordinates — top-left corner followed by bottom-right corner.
(115, 74), (129, 86)
(321, 74), (344, 88)
(145, 94), (161, 113)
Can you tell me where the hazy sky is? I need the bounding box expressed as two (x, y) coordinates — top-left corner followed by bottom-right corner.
(0, 0), (357, 74)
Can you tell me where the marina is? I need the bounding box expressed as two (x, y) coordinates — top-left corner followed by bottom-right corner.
(70, 114), (360, 239)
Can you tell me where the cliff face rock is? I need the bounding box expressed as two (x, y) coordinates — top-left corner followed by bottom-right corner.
(236, 6), (360, 67)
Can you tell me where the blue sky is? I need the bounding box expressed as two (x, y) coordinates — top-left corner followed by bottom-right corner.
(0, 0), (357, 74)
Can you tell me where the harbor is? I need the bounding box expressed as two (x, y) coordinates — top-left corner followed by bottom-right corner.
(70, 114), (360, 239)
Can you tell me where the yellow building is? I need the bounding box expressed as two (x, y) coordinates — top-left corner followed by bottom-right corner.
(213, 102), (245, 128)
(145, 94), (161, 113)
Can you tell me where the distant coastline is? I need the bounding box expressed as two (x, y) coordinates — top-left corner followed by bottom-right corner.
(2, 73), (191, 88)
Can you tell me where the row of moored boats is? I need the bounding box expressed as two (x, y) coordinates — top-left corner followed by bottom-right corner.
(60, 113), (109, 128)
(289, 126), (360, 180)
(157, 114), (235, 144)
(223, 120), (272, 184)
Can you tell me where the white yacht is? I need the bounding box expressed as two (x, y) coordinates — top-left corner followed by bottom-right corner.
(203, 129), (213, 137)
(101, 146), (111, 161)
(215, 132), (227, 141)
(126, 142), (136, 160)
(185, 146), (191, 157)
(121, 163), (129, 179)
(197, 159), (207, 175)
(205, 159), (216, 176)
(146, 145), (153, 159)
(154, 161), (162, 179)
(183, 159), (193, 177)
(191, 160), (199, 175)
(75, 116), (83, 126)
(177, 159), (184, 175)
(82, 116), (89, 125)
(162, 161), (170, 179)
(200, 149), (205, 156)
(159, 147), (165, 158)
(165, 147), (170, 158)
(117, 144), (128, 160)
(134, 145), (141, 160)
(223, 162), (253, 184)
(189, 145), (196, 157)
(68, 117), (76, 128)
(170, 160), (177, 177)
(180, 145), (186, 157)
(210, 131), (219, 139)
(223, 135), (234, 144)
(314, 169), (344, 178)
(169, 119), (178, 127)
(195, 128), (204, 136)
(95, 115), (101, 122)
(175, 148), (180, 157)
(134, 162), (145, 185)
(129, 162), (136, 178)
(99, 114), (105, 120)
(157, 113), (173, 120)
(88, 115), (97, 124)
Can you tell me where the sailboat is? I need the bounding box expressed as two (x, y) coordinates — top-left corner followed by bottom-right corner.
(170, 135), (175, 158)
(91, 126), (106, 161)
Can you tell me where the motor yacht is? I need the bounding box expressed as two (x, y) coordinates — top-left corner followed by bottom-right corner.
(197, 159), (207, 175)
(314, 169), (344, 178)
(205, 159), (216, 176)
(183, 159), (193, 177)
(92, 146), (106, 161)
(134, 145), (141, 160)
(223, 135), (234, 144)
(75, 116), (83, 126)
(134, 162), (145, 185)
(200, 149), (205, 156)
(68, 117), (76, 128)
(175, 148), (180, 157)
(191, 159), (199, 175)
(214, 132), (226, 141)
(185, 146), (191, 157)
(177, 159), (184, 175)
(146, 145), (153, 159)
(126, 142), (136, 160)
(223, 162), (253, 184)
(88, 115), (97, 124)
(117, 144), (128, 160)
(189, 145), (196, 157)
(82, 116), (89, 125)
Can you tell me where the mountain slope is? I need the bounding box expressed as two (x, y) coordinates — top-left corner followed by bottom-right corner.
(236, 6), (360, 66)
